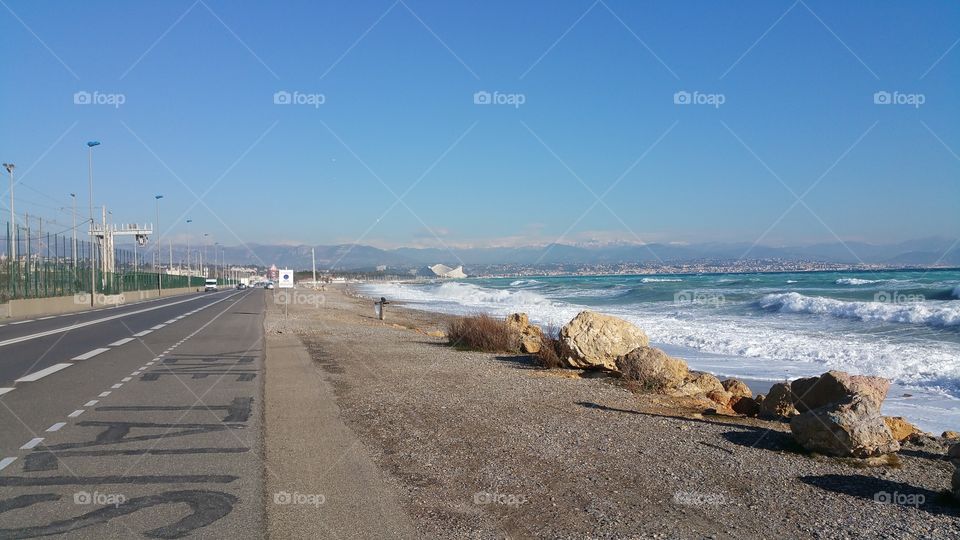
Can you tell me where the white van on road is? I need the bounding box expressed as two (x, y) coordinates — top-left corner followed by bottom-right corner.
(204, 279), (219, 292)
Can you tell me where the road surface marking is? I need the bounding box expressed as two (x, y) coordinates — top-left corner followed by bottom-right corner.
(46, 422), (66, 432)
(0, 388), (14, 396)
(0, 292), (240, 349)
(111, 383), (123, 389)
(165, 319), (177, 324)
(133, 330), (152, 337)
(38, 316), (55, 320)
(84, 400), (99, 407)
(0, 457), (16, 471)
(109, 337), (135, 346)
(146, 362), (155, 366)
(20, 438), (44, 450)
(151, 324), (166, 330)
(98, 391), (111, 398)
(121, 377), (132, 382)
(72, 347), (110, 361)
(16, 363), (72, 382)
(68, 409), (85, 418)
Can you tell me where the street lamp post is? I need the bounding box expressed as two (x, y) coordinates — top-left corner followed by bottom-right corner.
(3, 163), (15, 261)
(154, 195), (163, 295)
(69, 193), (77, 273)
(86, 141), (100, 306)
(186, 219), (192, 285)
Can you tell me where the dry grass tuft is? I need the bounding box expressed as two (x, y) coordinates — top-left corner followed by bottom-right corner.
(446, 314), (520, 353)
(532, 326), (564, 369)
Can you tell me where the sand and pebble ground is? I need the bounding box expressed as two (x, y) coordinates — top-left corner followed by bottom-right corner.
(267, 284), (959, 539)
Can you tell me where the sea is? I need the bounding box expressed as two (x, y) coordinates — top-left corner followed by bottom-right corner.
(360, 269), (960, 434)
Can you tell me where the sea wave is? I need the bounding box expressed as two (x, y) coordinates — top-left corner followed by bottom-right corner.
(835, 278), (883, 285)
(786, 280), (799, 284)
(509, 279), (541, 287)
(641, 277), (683, 283)
(759, 292), (960, 328)
(954, 285), (960, 299)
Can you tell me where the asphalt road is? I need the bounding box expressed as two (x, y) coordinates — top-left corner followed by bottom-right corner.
(0, 288), (265, 538)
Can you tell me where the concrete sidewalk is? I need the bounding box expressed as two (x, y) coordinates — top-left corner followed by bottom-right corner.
(264, 299), (417, 539)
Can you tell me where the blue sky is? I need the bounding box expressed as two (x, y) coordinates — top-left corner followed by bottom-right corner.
(1, 0), (957, 250)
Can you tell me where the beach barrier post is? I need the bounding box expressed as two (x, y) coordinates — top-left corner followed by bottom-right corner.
(375, 297), (390, 320)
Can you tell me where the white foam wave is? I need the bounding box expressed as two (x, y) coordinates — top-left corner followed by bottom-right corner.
(641, 277), (682, 283)
(509, 279), (541, 287)
(786, 280), (799, 284)
(835, 278), (883, 285)
(760, 292), (960, 328)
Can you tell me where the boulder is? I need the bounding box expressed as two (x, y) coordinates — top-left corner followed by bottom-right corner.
(706, 390), (734, 409)
(505, 313), (545, 354)
(730, 396), (761, 416)
(615, 346), (689, 392)
(675, 371), (725, 397)
(790, 397), (900, 458)
(721, 378), (752, 399)
(790, 370), (890, 412)
(558, 311), (649, 370)
(759, 383), (798, 419)
(883, 417), (921, 442)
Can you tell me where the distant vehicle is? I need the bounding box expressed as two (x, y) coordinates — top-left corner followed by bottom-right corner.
(204, 278), (219, 292)
(265, 282), (274, 290)
(236, 283), (247, 290)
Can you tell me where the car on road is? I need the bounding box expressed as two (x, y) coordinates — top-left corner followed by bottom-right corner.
(204, 278), (219, 292)
(236, 283), (247, 290)
(265, 282), (274, 289)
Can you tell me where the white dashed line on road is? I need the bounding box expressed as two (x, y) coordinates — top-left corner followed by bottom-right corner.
(84, 400), (99, 407)
(121, 377), (132, 382)
(68, 410), (85, 418)
(0, 457), (16, 471)
(20, 438), (44, 450)
(16, 363), (72, 382)
(164, 319), (177, 324)
(150, 324), (166, 330)
(46, 422), (66, 432)
(133, 330), (152, 337)
(98, 391), (111, 398)
(72, 347), (110, 361)
(109, 337), (135, 346)
(111, 384), (123, 389)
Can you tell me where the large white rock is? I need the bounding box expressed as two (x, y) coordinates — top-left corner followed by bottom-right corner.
(559, 311), (649, 370)
(790, 397), (900, 458)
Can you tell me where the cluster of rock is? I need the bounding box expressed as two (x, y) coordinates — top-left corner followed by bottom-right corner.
(505, 313), (544, 354)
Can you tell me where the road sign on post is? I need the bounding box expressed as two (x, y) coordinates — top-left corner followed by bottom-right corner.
(278, 270), (294, 289)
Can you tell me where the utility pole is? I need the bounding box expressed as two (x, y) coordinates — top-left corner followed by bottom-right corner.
(312, 247), (317, 288)
(70, 193), (77, 274)
(154, 195), (163, 295)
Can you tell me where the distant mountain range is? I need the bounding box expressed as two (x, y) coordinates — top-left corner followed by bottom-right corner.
(201, 237), (960, 271)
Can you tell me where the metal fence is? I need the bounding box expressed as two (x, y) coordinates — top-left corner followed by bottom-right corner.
(2, 220), (210, 303)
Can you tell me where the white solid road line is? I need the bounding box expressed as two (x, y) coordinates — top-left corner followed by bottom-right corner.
(109, 337), (135, 346)
(16, 363), (73, 383)
(0, 388), (14, 396)
(150, 324), (166, 330)
(133, 330), (152, 337)
(20, 438), (44, 450)
(68, 409), (85, 418)
(165, 319), (177, 324)
(71, 347), (110, 361)
(0, 291), (239, 349)
(0, 457), (16, 471)
(46, 422), (66, 432)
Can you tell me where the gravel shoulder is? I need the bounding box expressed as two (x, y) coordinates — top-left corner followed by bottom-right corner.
(268, 284), (960, 539)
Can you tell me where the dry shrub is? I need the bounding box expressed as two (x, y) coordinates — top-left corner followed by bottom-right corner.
(446, 314), (519, 353)
(532, 326), (564, 369)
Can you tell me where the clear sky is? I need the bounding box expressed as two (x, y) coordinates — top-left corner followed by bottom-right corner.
(1, 0), (958, 250)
